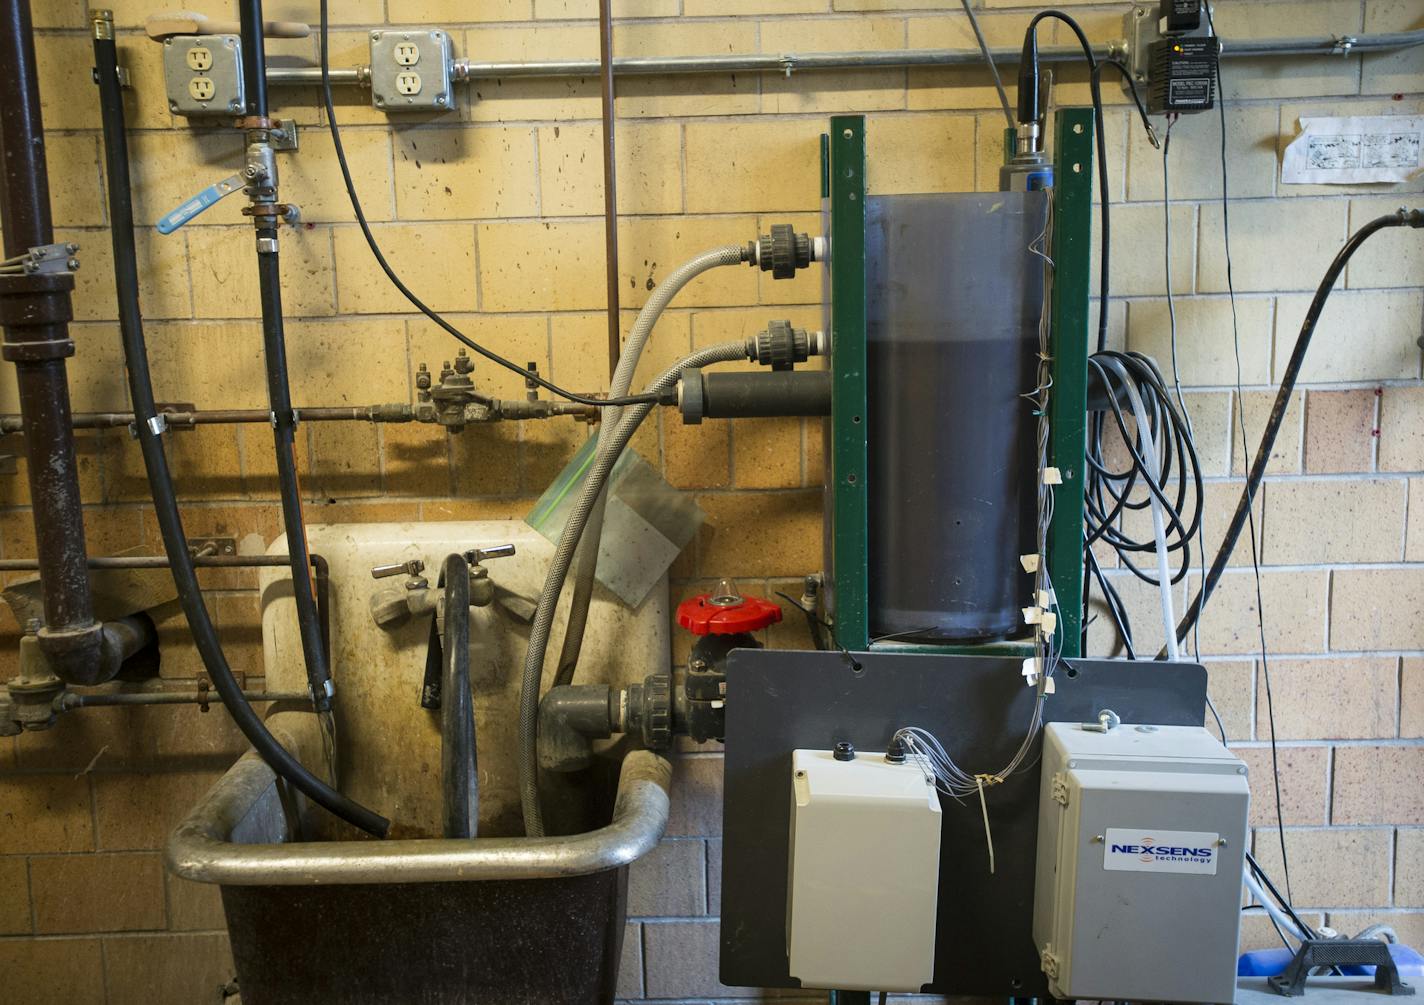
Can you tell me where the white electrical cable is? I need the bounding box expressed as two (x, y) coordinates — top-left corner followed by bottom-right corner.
(1109, 364), (1179, 660)
(1244, 867), (1309, 944)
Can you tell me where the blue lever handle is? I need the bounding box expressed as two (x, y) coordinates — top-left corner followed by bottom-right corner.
(156, 174), (244, 235)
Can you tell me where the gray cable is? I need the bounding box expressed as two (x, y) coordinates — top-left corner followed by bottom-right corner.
(959, 0), (1015, 130)
(519, 340), (748, 836)
(556, 246), (749, 691)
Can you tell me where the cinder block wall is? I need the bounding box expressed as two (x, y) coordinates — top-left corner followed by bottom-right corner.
(0, 0), (1420, 1001)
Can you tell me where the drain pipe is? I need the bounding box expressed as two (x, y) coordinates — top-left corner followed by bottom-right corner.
(91, 9), (389, 837)
(0, 0), (106, 683)
(237, 0), (334, 715)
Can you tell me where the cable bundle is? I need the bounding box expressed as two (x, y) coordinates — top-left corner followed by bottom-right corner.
(1083, 351), (1206, 658)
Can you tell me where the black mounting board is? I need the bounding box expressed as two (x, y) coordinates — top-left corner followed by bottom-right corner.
(718, 649), (1207, 996)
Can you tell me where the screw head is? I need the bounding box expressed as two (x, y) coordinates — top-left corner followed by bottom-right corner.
(372, 30), (382, 40)
(842, 128), (853, 139)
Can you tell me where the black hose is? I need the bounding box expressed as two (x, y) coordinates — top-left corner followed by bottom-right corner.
(1163, 209), (1423, 655)
(439, 554), (478, 839)
(92, 25), (389, 838)
(238, 0), (333, 715)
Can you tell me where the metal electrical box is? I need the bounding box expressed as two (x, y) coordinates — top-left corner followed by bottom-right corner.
(369, 28), (454, 112)
(1032, 720), (1249, 1004)
(786, 748), (941, 992)
(163, 34), (245, 117)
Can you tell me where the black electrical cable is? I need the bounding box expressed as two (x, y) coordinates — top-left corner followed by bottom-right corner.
(91, 25), (389, 838)
(316, 1), (659, 409)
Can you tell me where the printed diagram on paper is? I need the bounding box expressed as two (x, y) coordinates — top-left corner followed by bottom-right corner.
(1282, 115), (1423, 185)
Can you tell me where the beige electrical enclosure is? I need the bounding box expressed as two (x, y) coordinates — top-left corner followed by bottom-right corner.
(786, 748), (942, 992)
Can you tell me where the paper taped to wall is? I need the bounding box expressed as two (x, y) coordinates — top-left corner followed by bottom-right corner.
(1282, 115), (1423, 185)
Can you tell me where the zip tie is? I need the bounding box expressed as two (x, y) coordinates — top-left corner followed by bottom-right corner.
(1021, 656), (1041, 685)
(1042, 466), (1063, 485)
(1037, 589), (1052, 608)
(1022, 606), (1043, 625)
(1020, 554), (1040, 573)
(975, 775), (996, 874)
(1040, 611), (1058, 637)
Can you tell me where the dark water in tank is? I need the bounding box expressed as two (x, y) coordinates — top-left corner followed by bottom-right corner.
(866, 192), (1050, 643)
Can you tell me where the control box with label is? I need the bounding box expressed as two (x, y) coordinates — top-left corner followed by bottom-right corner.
(1032, 720), (1249, 1004)
(786, 747), (941, 992)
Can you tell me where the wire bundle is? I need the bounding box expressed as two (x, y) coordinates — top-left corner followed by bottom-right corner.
(1083, 351), (1205, 658)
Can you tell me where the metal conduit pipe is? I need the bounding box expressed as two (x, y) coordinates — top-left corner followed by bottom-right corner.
(0, 399), (597, 434)
(0, 0), (106, 683)
(61, 689), (311, 709)
(519, 340), (747, 836)
(262, 30), (1424, 85)
(92, 10), (388, 837)
(555, 245), (751, 695)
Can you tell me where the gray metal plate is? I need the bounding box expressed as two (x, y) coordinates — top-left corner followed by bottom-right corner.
(719, 649), (1207, 996)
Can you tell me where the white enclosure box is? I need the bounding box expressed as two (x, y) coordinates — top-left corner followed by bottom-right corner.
(1032, 721), (1250, 1004)
(787, 748), (942, 992)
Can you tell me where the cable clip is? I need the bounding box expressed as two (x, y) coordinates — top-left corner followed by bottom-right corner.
(778, 53), (796, 78)
(1042, 466), (1063, 485)
(1019, 553), (1040, 573)
(146, 414), (168, 437)
(1331, 35), (1357, 56)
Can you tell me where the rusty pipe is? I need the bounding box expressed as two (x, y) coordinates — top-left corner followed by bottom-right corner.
(0, 0), (104, 682)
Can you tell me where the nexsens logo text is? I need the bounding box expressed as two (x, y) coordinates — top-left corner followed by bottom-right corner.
(1111, 843), (1214, 859)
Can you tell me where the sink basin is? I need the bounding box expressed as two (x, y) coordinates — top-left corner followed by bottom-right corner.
(163, 522), (674, 1003)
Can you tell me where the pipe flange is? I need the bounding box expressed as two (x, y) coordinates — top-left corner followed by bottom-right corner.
(641, 672), (672, 750)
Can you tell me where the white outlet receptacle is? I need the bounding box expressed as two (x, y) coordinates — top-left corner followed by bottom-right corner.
(186, 46), (213, 71)
(189, 76), (215, 101)
(394, 41), (420, 66)
(395, 72), (422, 96)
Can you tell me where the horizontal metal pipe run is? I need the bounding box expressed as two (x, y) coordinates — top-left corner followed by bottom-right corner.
(0, 405), (412, 435)
(266, 31), (1424, 86)
(167, 746), (673, 885)
(0, 554), (309, 571)
(61, 689), (310, 708)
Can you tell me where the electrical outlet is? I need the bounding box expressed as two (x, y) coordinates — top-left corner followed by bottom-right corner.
(369, 28), (452, 112)
(164, 33), (244, 116)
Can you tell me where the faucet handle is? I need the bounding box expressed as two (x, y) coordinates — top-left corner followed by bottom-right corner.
(372, 558), (425, 580)
(464, 544), (516, 566)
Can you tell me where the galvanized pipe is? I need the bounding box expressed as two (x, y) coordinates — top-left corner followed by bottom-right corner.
(266, 31), (1424, 86)
(167, 746), (672, 885)
(61, 689), (310, 708)
(0, 0), (104, 680)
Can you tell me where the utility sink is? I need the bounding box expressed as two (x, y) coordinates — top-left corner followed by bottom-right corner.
(164, 522), (673, 1004)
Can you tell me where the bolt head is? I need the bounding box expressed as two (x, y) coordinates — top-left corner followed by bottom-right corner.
(372, 30), (382, 40)
(842, 128), (853, 139)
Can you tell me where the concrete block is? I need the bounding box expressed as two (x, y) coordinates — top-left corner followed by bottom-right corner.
(1275, 290), (1423, 384)
(628, 838), (707, 917)
(1263, 478), (1405, 564)
(1331, 567), (1424, 651)
(30, 852), (166, 933)
(1333, 745), (1424, 824)
(1256, 657), (1397, 740)
(1304, 388), (1378, 474)
(1250, 826), (1392, 909)
(392, 125), (540, 220)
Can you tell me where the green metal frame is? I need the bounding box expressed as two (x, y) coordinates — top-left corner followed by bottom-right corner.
(821, 108), (1095, 658)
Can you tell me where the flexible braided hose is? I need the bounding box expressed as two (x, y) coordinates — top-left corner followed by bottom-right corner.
(520, 341), (747, 835)
(555, 245), (749, 691)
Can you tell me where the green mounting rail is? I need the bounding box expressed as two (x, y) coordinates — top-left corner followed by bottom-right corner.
(821, 108), (1095, 658)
